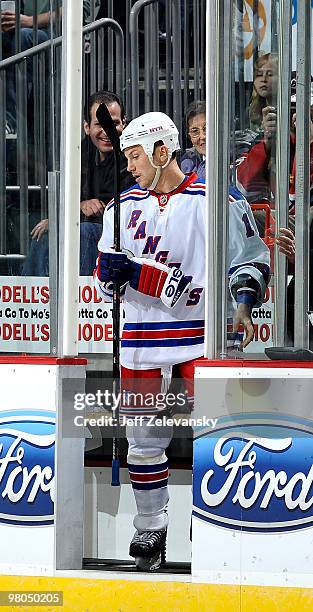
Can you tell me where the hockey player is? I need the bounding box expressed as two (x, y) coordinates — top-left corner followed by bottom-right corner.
(94, 111), (270, 571)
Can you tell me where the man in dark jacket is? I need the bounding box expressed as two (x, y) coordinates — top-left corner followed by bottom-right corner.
(23, 90), (135, 276)
(79, 90), (135, 273)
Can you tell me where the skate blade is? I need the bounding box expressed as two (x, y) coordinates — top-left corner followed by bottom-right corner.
(135, 553), (162, 572)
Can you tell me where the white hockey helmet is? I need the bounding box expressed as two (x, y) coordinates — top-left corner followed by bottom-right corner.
(120, 112), (180, 157)
(120, 112), (180, 189)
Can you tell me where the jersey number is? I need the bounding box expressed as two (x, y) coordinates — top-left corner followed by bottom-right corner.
(242, 213), (255, 238)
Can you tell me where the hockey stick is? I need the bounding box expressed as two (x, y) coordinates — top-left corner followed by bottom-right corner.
(96, 103), (121, 486)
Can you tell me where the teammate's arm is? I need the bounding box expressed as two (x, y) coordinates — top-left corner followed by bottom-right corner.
(232, 303), (255, 349)
(229, 268), (265, 349)
(228, 194), (270, 348)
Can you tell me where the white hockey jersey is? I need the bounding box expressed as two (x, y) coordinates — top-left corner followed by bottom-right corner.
(95, 173), (270, 369)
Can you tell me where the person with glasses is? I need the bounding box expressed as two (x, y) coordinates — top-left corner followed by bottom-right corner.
(180, 100), (206, 179)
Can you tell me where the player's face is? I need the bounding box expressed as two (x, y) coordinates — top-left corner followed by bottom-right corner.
(84, 102), (125, 160)
(125, 145), (156, 188)
(188, 113), (206, 156)
(253, 60), (278, 100)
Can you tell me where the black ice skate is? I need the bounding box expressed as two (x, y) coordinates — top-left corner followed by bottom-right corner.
(129, 529), (167, 572)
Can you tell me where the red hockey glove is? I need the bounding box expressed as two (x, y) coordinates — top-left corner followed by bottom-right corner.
(131, 257), (191, 307)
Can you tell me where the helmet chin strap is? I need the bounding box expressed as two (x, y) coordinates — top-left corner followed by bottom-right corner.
(147, 167), (162, 190)
(147, 156), (171, 191)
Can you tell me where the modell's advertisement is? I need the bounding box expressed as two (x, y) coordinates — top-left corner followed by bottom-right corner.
(0, 277), (271, 354)
(0, 277), (115, 354)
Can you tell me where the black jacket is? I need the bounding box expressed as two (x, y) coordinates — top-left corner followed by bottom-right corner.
(80, 138), (135, 223)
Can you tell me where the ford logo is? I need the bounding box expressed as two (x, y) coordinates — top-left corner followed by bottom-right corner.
(0, 410), (55, 526)
(193, 418), (313, 532)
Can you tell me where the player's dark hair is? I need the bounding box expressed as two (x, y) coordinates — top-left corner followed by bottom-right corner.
(85, 90), (126, 124)
(185, 100), (206, 131)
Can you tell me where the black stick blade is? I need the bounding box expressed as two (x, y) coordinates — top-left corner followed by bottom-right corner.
(96, 103), (121, 153)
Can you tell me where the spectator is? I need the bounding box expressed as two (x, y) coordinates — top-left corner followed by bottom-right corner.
(1, 1), (51, 134)
(231, 54), (278, 168)
(236, 78), (313, 208)
(1, 1), (97, 134)
(22, 89), (135, 276)
(248, 52), (278, 133)
(180, 101), (206, 179)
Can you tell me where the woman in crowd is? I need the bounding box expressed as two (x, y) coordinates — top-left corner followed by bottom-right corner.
(237, 75), (313, 208)
(180, 100), (206, 179)
(248, 52), (278, 133)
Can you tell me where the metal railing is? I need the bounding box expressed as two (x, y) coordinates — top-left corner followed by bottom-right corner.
(0, 0), (208, 267)
(128, 0), (206, 141)
(0, 16), (124, 262)
(207, 0), (312, 357)
(5, 0), (312, 359)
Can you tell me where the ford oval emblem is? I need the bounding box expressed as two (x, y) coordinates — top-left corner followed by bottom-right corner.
(193, 418), (313, 532)
(0, 410), (55, 526)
